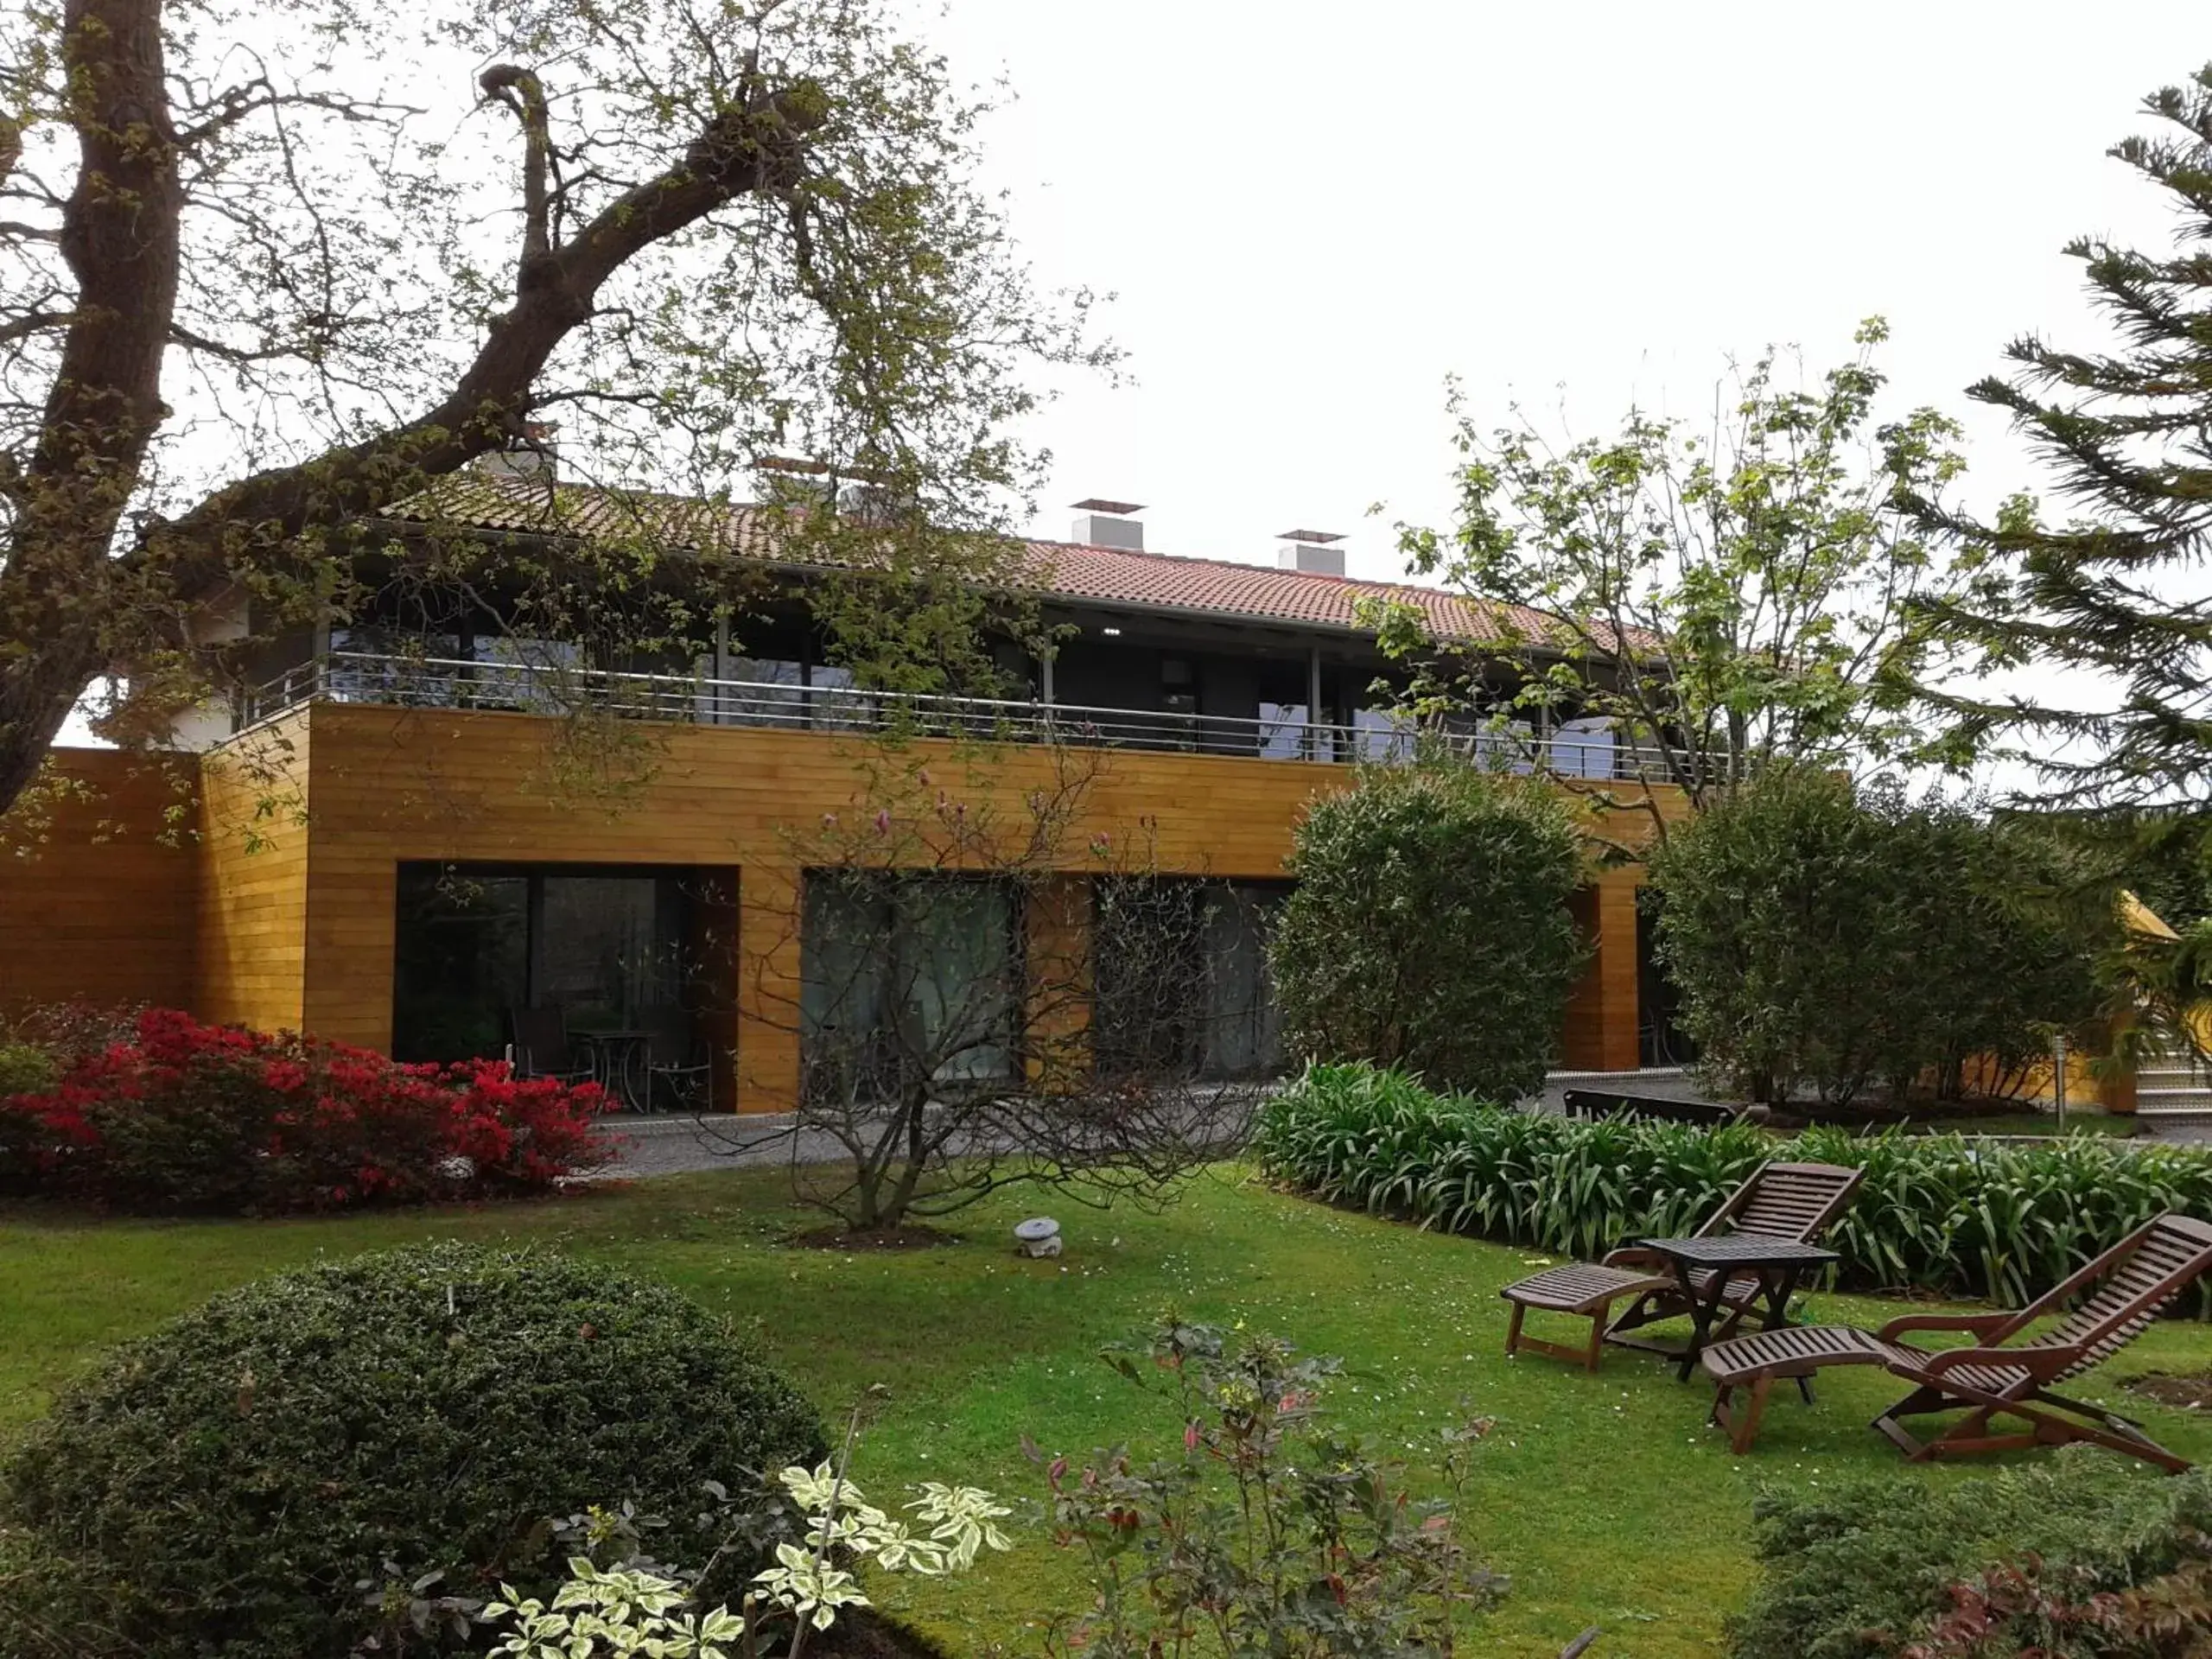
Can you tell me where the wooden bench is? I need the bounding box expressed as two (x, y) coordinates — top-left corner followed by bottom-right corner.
(1560, 1088), (1745, 1127)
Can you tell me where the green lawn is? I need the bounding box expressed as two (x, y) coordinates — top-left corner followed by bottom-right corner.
(8, 1167), (2212, 1656)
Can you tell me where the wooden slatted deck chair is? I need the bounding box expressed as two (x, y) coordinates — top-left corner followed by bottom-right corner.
(1700, 1213), (2212, 1470)
(1499, 1160), (1864, 1372)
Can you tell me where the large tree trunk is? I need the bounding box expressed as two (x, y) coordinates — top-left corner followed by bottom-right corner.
(0, 33), (822, 817)
(0, 0), (181, 810)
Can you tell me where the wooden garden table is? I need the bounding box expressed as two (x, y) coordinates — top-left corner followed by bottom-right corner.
(1617, 1234), (1839, 1382)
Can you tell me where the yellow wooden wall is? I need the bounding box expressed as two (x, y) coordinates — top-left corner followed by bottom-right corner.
(193, 721), (314, 1033)
(1560, 868), (1645, 1072)
(251, 704), (1667, 1108)
(0, 749), (200, 1016)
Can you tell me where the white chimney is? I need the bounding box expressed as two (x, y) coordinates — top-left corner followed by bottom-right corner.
(1276, 528), (1345, 576)
(1071, 498), (1145, 550)
(477, 421), (560, 482)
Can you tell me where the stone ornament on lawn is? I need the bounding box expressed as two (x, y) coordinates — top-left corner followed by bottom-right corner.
(1014, 1217), (1062, 1258)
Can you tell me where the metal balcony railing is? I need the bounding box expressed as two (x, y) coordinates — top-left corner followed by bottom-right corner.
(238, 652), (1693, 782)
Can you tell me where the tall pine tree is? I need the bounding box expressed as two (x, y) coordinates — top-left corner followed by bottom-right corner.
(1927, 67), (2212, 1059)
(1928, 68), (2212, 814)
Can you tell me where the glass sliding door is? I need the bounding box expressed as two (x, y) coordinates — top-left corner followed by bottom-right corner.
(536, 874), (686, 1029)
(1202, 884), (1287, 1077)
(1092, 879), (1288, 1081)
(392, 863), (702, 1065)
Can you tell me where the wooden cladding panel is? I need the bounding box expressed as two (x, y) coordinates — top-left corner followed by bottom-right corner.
(1559, 868), (1642, 1073)
(0, 751), (199, 1016)
(194, 725), (313, 1033)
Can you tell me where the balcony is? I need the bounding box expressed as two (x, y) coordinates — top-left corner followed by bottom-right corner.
(238, 652), (1692, 783)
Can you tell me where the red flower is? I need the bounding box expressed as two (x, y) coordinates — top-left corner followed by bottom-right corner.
(0, 1007), (615, 1214)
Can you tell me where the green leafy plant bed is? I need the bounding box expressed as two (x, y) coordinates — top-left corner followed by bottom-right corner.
(1255, 1063), (2212, 1308)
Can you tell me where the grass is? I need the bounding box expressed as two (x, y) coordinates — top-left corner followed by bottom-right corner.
(10, 1166), (2212, 1656)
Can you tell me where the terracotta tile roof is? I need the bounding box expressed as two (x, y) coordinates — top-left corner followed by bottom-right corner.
(1030, 537), (1569, 645)
(382, 474), (1617, 652)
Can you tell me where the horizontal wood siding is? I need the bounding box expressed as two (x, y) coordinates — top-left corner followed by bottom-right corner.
(0, 750), (199, 1015)
(195, 721), (313, 1033)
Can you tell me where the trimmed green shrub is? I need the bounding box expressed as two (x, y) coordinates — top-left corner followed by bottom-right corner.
(1253, 1064), (2212, 1308)
(1649, 768), (2109, 1104)
(0, 1243), (826, 1659)
(1267, 766), (1586, 1101)
(1729, 1449), (2212, 1658)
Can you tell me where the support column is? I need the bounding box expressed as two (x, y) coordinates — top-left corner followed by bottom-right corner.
(735, 864), (804, 1115)
(1306, 646), (1325, 761)
(1558, 868), (1643, 1073)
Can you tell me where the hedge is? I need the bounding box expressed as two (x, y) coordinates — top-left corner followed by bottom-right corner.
(1252, 1064), (2212, 1310)
(1648, 767), (2110, 1106)
(1729, 1449), (2212, 1657)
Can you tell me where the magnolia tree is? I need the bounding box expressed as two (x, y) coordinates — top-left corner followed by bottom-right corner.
(0, 0), (1106, 817)
(714, 746), (1262, 1234)
(1369, 322), (1980, 841)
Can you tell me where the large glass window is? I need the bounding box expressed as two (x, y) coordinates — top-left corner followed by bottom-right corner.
(392, 868), (528, 1062)
(800, 873), (1017, 1104)
(1093, 879), (1287, 1080)
(392, 863), (702, 1064)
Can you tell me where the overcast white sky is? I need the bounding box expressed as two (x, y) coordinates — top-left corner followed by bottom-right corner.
(929, 0), (2200, 577)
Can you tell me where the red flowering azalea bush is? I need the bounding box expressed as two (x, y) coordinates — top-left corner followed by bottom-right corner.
(0, 1007), (615, 1212)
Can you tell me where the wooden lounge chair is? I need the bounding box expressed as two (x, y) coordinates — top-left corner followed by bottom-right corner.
(1500, 1160), (1864, 1371)
(1700, 1213), (2212, 1470)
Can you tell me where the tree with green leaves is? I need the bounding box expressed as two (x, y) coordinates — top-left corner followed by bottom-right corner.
(1649, 767), (2112, 1106)
(0, 0), (1105, 818)
(1372, 322), (1977, 836)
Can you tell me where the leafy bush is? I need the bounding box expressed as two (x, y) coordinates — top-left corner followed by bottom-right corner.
(1268, 766), (1586, 1100)
(0, 1006), (613, 1211)
(0, 1243), (828, 1659)
(1252, 1061), (1767, 1260)
(1649, 769), (2111, 1104)
(1254, 1064), (2212, 1308)
(1730, 1450), (2212, 1658)
(485, 1461), (1010, 1659)
(1039, 1315), (1503, 1656)
(0, 1040), (55, 1097)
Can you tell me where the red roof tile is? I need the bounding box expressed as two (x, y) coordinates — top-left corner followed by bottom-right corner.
(384, 474), (1612, 652)
(1027, 536), (1561, 645)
